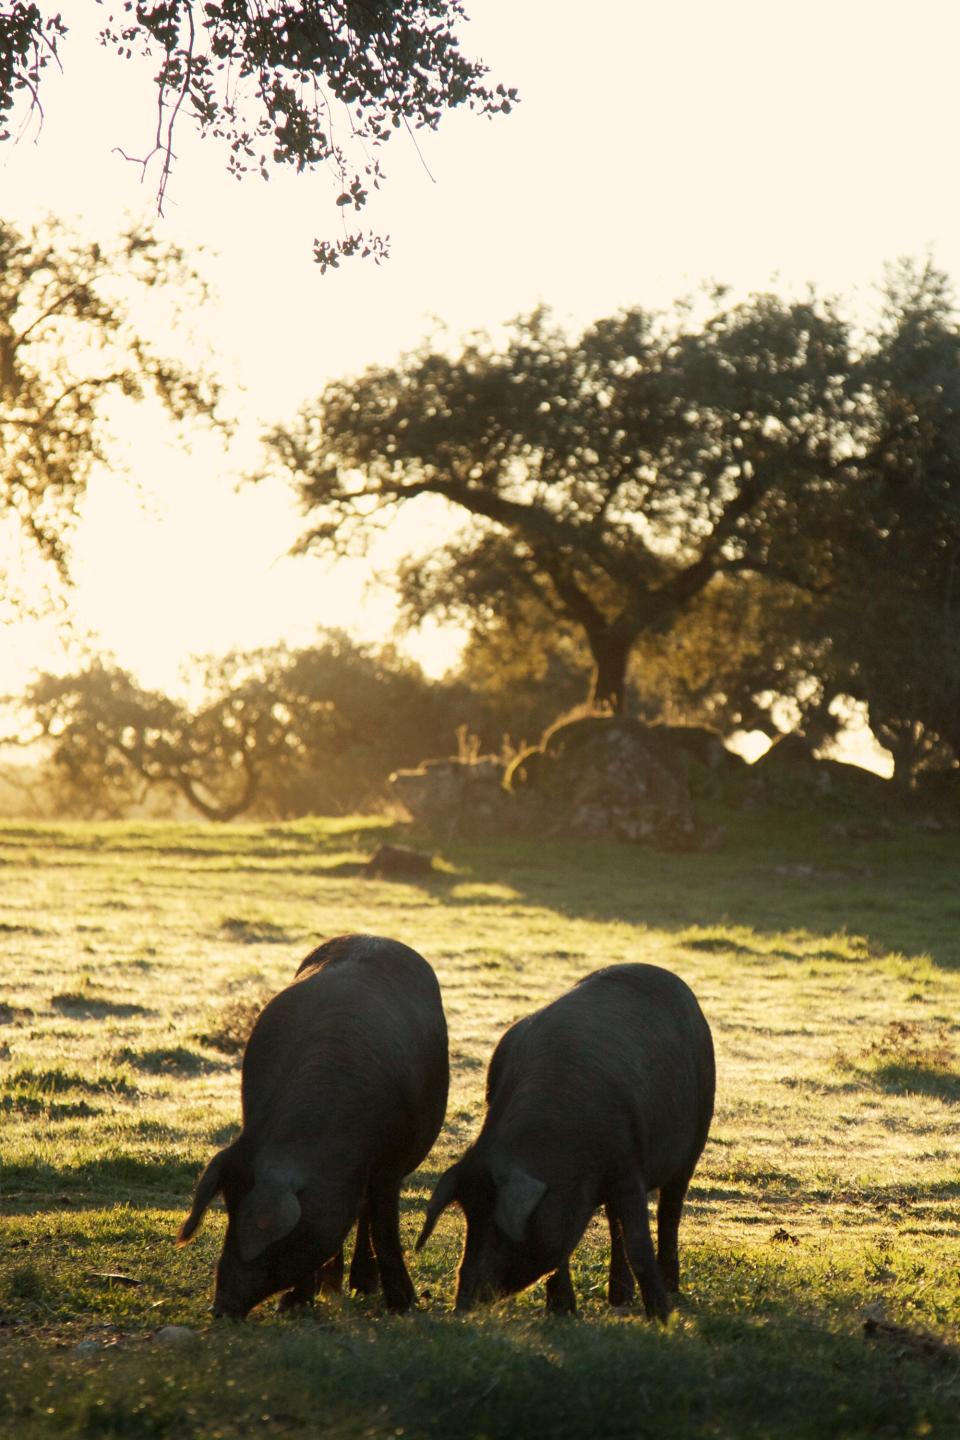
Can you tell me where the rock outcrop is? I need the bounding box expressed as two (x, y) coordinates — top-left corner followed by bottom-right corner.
(390, 717), (747, 847)
(389, 755), (508, 834)
(387, 717), (905, 848)
(504, 716), (727, 848)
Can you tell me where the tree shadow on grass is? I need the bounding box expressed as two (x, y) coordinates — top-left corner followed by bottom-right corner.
(2, 1157), (451, 1220)
(870, 1063), (960, 1102)
(50, 994), (151, 1019)
(113, 1045), (230, 1076)
(3, 1277), (955, 1440)
(219, 917), (295, 944)
(1, 1154), (202, 1212)
(683, 936), (762, 958)
(696, 1174), (960, 1215)
(184, 1292), (957, 1440)
(422, 811), (960, 971)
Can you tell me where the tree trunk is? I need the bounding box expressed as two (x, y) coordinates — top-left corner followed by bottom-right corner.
(587, 627), (635, 715)
(176, 763), (260, 822)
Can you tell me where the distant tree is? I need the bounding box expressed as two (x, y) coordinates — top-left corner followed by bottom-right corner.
(233, 633), (476, 814)
(1, 4), (515, 269)
(0, 216), (219, 577)
(604, 265), (960, 778)
(265, 297), (851, 714)
(9, 633), (507, 819)
(444, 566), (830, 744)
(12, 660), (275, 820)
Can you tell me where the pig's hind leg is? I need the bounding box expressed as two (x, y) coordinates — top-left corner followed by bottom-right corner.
(607, 1177), (671, 1322)
(655, 1174), (690, 1293)
(367, 1174), (416, 1312)
(349, 1200), (380, 1295)
(318, 1247), (346, 1295)
(604, 1201), (635, 1307)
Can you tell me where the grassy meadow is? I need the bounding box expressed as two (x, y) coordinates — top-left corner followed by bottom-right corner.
(0, 807), (958, 1438)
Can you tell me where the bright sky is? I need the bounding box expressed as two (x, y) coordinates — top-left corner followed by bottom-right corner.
(2, 0), (960, 721)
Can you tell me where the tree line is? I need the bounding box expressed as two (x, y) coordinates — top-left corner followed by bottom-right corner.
(3, 633), (583, 821)
(1, 214), (958, 815)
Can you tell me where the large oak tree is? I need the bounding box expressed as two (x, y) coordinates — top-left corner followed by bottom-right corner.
(266, 272), (960, 778)
(265, 296), (851, 714)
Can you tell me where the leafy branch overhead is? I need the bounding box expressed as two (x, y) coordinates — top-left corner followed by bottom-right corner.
(1, 3), (517, 269)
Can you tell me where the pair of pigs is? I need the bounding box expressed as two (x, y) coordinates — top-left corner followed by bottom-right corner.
(179, 934), (715, 1320)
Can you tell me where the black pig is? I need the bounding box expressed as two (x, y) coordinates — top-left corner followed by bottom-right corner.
(178, 934), (449, 1317)
(417, 963), (714, 1318)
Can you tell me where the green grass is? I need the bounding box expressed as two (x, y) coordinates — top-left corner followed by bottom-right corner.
(0, 809), (958, 1438)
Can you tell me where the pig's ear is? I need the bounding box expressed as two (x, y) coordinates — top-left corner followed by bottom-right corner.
(492, 1163), (547, 1244)
(177, 1145), (233, 1245)
(416, 1163), (461, 1251)
(236, 1173), (303, 1262)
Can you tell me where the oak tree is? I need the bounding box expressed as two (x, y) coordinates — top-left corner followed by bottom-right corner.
(265, 297), (851, 714)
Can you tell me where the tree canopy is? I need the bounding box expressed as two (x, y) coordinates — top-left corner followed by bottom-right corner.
(1, 3), (515, 268)
(265, 296), (850, 715)
(0, 216), (219, 581)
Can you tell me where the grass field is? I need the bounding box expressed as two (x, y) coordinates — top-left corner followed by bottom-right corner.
(0, 808), (958, 1438)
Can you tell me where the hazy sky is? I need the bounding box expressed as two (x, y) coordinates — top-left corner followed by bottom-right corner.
(3, 0), (960, 700)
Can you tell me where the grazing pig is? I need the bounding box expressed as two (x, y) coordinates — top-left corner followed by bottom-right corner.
(177, 934), (448, 1318)
(417, 963), (714, 1318)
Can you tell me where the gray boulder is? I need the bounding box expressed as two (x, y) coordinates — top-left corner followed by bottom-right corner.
(505, 716), (711, 848)
(389, 755), (509, 835)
